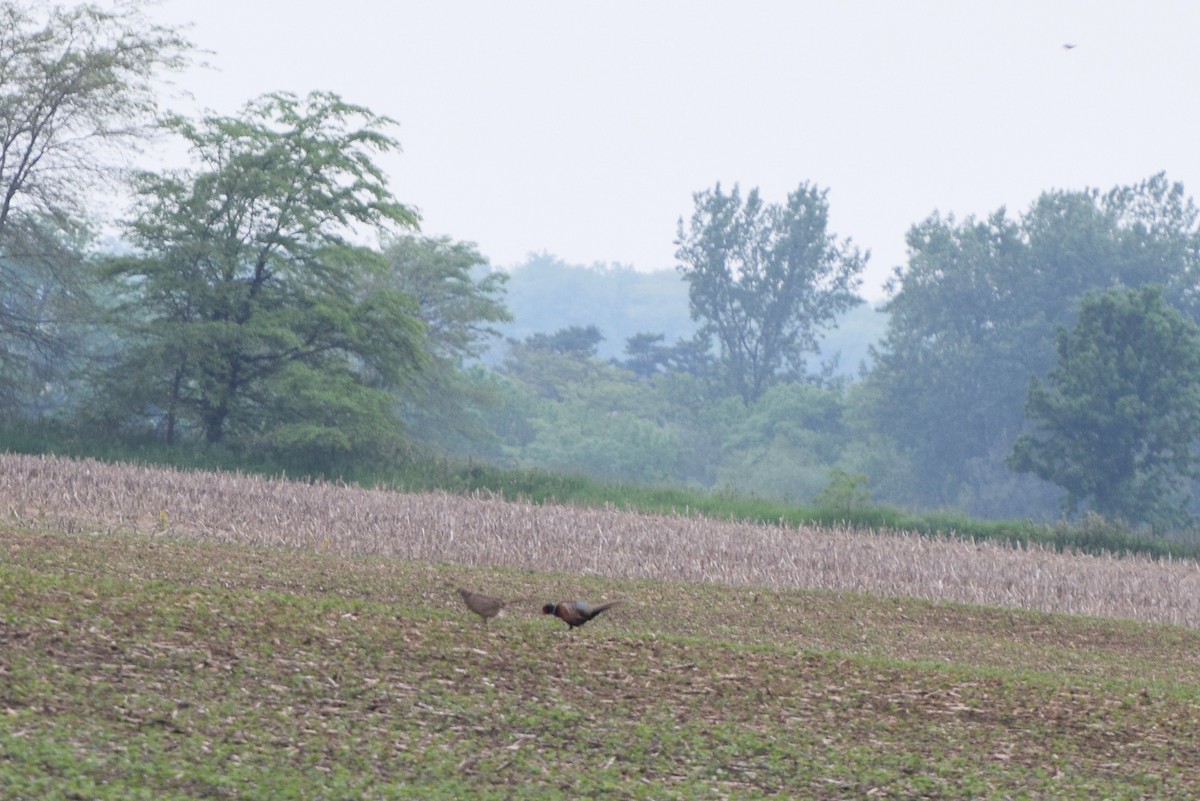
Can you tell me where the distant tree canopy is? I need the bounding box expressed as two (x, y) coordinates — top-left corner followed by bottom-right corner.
(675, 182), (866, 404)
(521, 325), (605, 358)
(500, 326), (606, 402)
(98, 92), (424, 465)
(484, 254), (699, 365)
(1010, 286), (1200, 531)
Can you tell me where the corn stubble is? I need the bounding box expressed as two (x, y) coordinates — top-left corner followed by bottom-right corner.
(3, 453), (1200, 627)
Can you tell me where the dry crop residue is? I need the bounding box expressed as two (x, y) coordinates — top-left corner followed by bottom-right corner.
(4, 452), (1200, 627)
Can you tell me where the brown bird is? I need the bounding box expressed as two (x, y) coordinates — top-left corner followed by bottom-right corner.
(542, 599), (620, 628)
(457, 588), (505, 626)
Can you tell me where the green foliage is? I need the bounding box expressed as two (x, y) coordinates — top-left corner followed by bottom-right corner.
(710, 382), (849, 501)
(675, 182), (866, 403)
(453, 368), (540, 458)
(375, 235), (512, 453)
(500, 330), (612, 400)
(251, 361), (407, 476)
(498, 338), (697, 484)
(815, 468), (872, 516)
(523, 399), (691, 485)
(1047, 511), (1172, 556)
(96, 91), (425, 465)
(622, 332), (673, 378)
(869, 208), (1050, 508)
(1010, 285), (1200, 531)
(0, 224), (93, 414)
(618, 331), (722, 386)
(519, 324), (604, 357)
(379, 235), (511, 362)
(869, 174), (1200, 516)
(0, 1), (190, 237)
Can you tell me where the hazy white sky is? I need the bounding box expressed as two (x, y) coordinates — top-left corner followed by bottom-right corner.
(149, 1), (1200, 301)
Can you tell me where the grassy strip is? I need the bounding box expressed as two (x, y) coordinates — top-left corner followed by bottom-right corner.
(3, 526), (1200, 798)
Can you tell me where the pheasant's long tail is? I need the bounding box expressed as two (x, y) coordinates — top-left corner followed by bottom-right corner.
(587, 600), (621, 617)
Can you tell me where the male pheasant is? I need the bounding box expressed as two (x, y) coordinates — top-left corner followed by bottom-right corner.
(542, 599), (620, 628)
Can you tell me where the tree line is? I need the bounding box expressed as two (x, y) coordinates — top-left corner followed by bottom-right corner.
(6, 2), (1200, 533)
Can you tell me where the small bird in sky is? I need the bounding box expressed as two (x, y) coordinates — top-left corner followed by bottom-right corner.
(457, 587), (506, 626)
(1063, 43), (1077, 50)
(542, 599), (621, 628)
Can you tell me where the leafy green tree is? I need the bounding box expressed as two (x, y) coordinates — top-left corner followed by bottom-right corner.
(455, 366), (540, 459)
(0, 1), (188, 236)
(675, 182), (866, 403)
(622, 333), (671, 379)
(490, 327), (714, 485)
(836, 380), (925, 506)
(521, 388), (692, 484)
(0, 1), (188, 411)
(375, 235), (511, 452)
(868, 175), (1200, 515)
(621, 331), (719, 383)
(516, 364), (693, 485)
(99, 92), (424, 465)
(0, 222), (92, 413)
(1009, 286), (1200, 530)
(868, 209), (1033, 507)
(380, 236), (509, 361)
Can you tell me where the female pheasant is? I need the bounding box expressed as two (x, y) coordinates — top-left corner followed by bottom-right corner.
(457, 588), (506, 626)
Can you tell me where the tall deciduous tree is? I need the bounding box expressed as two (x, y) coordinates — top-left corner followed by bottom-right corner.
(868, 208), (1034, 508)
(1009, 286), (1200, 530)
(675, 182), (865, 404)
(100, 92), (424, 464)
(0, 1), (188, 409)
(380, 236), (510, 363)
(0, 1), (188, 236)
(376, 235), (511, 451)
(868, 175), (1200, 515)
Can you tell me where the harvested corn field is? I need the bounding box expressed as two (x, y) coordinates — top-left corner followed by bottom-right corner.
(3, 452), (1199, 627)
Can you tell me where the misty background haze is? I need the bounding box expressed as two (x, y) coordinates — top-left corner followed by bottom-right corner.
(148, 1), (1200, 301)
